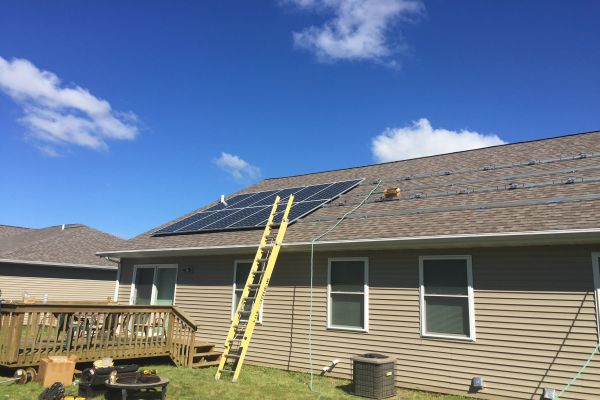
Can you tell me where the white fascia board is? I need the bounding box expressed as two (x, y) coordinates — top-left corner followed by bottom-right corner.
(0, 258), (118, 271)
(96, 228), (600, 259)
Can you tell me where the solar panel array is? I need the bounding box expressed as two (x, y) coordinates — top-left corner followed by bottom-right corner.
(153, 179), (363, 236)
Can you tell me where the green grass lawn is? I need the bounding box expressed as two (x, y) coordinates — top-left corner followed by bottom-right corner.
(0, 364), (471, 400)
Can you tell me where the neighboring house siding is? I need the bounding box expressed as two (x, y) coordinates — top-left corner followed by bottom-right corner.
(0, 262), (116, 302)
(118, 245), (600, 400)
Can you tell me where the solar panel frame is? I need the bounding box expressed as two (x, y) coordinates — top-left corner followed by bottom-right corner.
(202, 206), (268, 231)
(204, 192), (260, 212)
(225, 190), (280, 210)
(152, 178), (363, 236)
(152, 210), (218, 235)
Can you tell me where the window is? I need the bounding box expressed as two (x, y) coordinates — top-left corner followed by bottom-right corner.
(419, 256), (475, 340)
(232, 260), (263, 322)
(328, 258), (368, 331)
(131, 265), (177, 305)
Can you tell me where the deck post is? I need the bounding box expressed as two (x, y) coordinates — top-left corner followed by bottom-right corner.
(186, 328), (195, 367)
(8, 312), (24, 364)
(166, 311), (175, 353)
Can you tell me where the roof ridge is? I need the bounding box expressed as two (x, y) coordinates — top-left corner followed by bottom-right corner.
(264, 128), (600, 181)
(0, 224), (31, 229)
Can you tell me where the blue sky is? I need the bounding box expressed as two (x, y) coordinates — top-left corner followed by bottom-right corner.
(0, 0), (599, 238)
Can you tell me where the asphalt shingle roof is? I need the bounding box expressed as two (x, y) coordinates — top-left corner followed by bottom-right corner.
(0, 225), (31, 239)
(106, 130), (600, 253)
(0, 224), (124, 267)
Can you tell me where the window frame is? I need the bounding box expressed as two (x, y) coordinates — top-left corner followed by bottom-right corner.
(232, 259), (263, 323)
(327, 257), (369, 333)
(592, 253), (600, 340)
(130, 264), (178, 306)
(419, 255), (475, 341)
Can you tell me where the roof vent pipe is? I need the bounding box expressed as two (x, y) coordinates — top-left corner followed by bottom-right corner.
(61, 224), (65, 231)
(220, 195), (228, 206)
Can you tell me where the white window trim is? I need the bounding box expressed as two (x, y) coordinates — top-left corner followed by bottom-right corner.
(419, 255), (475, 341)
(232, 260), (263, 323)
(130, 264), (178, 306)
(327, 257), (369, 333)
(592, 253), (600, 339)
(113, 262), (121, 302)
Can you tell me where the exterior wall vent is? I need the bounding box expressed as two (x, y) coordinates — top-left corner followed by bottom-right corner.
(541, 387), (555, 400)
(470, 376), (485, 392)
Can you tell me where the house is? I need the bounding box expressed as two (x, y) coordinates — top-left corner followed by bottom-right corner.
(98, 131), (600, 400)
(0, 224), (122, 302)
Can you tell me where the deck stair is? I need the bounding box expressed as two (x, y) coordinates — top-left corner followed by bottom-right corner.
(191, 341), (222, 368)
(214, 195), (294, 383)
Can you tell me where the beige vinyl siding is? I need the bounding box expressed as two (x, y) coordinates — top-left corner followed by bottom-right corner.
(0, 262), (116, 302)
(118, 245), (600, 400)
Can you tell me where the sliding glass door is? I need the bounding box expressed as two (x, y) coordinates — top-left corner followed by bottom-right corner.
(132, 265), (177, 305)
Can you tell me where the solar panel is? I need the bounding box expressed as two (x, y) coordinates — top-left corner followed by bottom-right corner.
(204, 192), (259, 212)
(153, 178), (363, 236)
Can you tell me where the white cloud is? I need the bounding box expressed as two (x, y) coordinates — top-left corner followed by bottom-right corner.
(215, 152), (261, 182)
(372, 118), (506, 162)
(286, 0), (423, 63)
(37, 145), (60, 158)
(0, 56), (138, 154)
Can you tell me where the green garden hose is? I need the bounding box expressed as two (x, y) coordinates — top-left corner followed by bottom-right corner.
(556, 341), (600, 398)
(308, 179), (382, 390)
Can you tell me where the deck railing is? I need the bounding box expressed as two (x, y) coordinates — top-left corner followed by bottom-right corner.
(0, 303), (197, 368)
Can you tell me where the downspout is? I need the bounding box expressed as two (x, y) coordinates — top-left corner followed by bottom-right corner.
(104, 257), (121, 302)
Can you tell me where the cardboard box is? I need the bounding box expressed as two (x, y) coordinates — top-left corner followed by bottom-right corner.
(38, 355), (78, 388)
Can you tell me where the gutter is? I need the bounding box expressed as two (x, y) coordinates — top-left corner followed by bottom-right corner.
(96, 228), (600, 259)
(0, 258), (118, 271)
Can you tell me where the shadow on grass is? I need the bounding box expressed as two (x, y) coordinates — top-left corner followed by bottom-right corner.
(337, 382), (353, 395)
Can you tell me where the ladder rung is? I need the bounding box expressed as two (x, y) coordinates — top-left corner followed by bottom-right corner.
(216, 195), (293, 383)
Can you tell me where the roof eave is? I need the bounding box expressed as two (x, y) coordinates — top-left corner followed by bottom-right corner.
(0, 258), (118, 271)
(96, 228), (600, 259)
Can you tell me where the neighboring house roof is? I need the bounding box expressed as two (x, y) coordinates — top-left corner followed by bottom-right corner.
(100, 130), (600, 257)
(0, 224), (123, 269)
(0, 225), (31, 239)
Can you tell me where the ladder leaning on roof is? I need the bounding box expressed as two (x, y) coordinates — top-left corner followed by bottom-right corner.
(214, 194), (294, 383)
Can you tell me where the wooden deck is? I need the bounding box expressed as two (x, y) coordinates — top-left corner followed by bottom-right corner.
(0, 303), (220, 368)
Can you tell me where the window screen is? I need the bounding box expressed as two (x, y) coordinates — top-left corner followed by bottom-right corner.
(421, 258), (473, 339)
(329, 259), (367, 330)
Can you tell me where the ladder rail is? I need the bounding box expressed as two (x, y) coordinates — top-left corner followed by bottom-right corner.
(214, 195), (294, 382)
(229, 197), (279, 333)
(230, 195), (294, 383)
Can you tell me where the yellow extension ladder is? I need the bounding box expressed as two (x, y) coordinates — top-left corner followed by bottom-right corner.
(214, 195), (294, 383)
